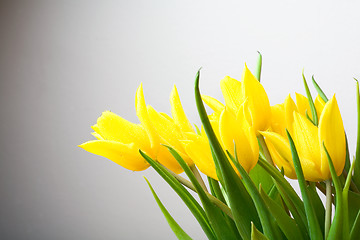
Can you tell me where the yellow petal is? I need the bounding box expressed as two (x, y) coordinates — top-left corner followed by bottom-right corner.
(135, 83), (160, 151)
(314, 95), (326, 119)
(156, 145), (184, 174)
(295, 92), (313, 119)
(147, 106), (191, 166)
(160, 112), (173, 121)
(292, 112), (322, 181)
(270, 103), (286, 137)
(219, 108), (258, 172)
(96, 111), (142, 142)
(284, 94), (297, 135)
(91, 124), (101, 136)
(242, 126), (260, 172)
(91, 132), (103, 140)
(236, 99), (251, 127)
(220, 76), (242, 114)
(319, 95), (346, 179)
(94, 111), (152, 154)
(260, 131), (296, 179)
(182, 133), (218, 180)
(201, 95), (225, 113)
(79, 140), (149, 171)
(208, 111), (222, 142)
(170, 85), (195, 133)
(219, 108), (240, 153)
(241, 64), (271, 132)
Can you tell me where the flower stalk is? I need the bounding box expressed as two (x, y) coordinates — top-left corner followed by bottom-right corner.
(325, 179), (332, 239)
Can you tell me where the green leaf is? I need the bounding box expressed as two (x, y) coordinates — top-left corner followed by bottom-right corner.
(255, 51), (262, 82)
(343, 156), (357, 237)
(208, 178), (226, 204)
(194, 123), (201, 135)
(348, 191), (360, 230)
(259, 186), (305, 240)
(267, 183), (280, 200)
(344, 135), (351, 174)
(227, 150), (282, 240)
(139, 150), (217, 240)
(354, 79), (360, 188)
(257, 157), (308, 232)
(251, 222), (269, 240)
(306, 184), (325, 236)
(164, 145), (239, 240)
(194, 69), (261, 239)
(249, 163), (274, 194)
(207, 177), (241, 240)
(350, 210), (360, 240)
(287, 130), (323, 240)
(323, 143), (344, 240)
(144, 177), (193, 240)
(302, 71), (318, 126)
(311, 75), (329, 102)
(275, 183), (309, 239)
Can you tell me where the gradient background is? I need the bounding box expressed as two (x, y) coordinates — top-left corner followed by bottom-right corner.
(1, 1), (360, 239)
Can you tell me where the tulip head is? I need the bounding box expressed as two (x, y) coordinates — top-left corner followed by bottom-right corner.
(80, 83), (196, 174)
(262, 94), (345, 181)
(182, 105), (259, 180)
(79, 111), (151, 171)
(219, 64), (271, 134)
(136, 84), (194, 173)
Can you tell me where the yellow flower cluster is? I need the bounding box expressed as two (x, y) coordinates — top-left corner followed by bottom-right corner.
(80, 65), (346, 182)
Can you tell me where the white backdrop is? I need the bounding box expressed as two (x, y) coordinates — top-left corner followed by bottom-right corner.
(1, 1), (360, 239)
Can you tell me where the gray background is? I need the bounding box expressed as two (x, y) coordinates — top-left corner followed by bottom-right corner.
(1, 1), (360, 239)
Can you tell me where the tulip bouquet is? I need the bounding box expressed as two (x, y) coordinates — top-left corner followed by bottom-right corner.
(80, 54), (360, 240)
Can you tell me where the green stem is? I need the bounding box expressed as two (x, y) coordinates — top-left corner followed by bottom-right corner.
(190, 164), (208, 192)
(342, 158), (357, 240)
(258, 135), (274, 166)
(163, 164), (233, 219)
(325, 180), (332, 239)
(342, 169), (360, 193)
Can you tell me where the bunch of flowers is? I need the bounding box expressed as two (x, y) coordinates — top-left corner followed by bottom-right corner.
(80, 55), (360, 240)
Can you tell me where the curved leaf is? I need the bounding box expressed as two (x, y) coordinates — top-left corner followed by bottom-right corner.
(165, 145), (239, 240)
(251, 223), (269, 240)
(287, 130), (323, 240)
(259, 186), (305, 240)
(227, 151), (282, 240)
(144, 177), (193, 240)
(302, 72), (318, 125)
(195, 69), (260, 239)
(139, 150), (217, 240)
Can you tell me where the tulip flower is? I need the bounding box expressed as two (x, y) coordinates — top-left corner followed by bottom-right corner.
(261, 94), (346, 181)
(203, 64), (271, 134)
(79, 111), (152, 171)
(182, 103), (259, 180)
(80, 83), (194, 173)
(137, 84), (194, 173)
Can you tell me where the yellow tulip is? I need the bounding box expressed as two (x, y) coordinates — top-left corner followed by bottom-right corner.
(219, 105), (259, 173)
(182, 104), (259, 180)
(261, 95), (346, 181)
(204, 64), (271, 134)
(182, 132), (218, 180)
(80, 83), (194, 173)
(79, 111), (152, 171)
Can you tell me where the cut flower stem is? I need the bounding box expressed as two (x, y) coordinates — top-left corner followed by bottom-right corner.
(325, 179), (332, 239)
(162, 164), (234, 219)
